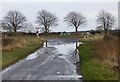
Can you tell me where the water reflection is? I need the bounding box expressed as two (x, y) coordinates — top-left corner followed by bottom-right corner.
(44, 40), (82, 64)
(45, 41), (48, 47)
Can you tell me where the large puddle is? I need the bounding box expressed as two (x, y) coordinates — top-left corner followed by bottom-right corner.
(43, 40), (82, 64)
(2, 38), (83, 80)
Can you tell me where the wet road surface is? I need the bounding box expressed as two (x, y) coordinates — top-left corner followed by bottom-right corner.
(2, 38), (83, 80)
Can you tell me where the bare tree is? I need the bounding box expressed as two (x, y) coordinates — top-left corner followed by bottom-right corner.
(36, 10), (58, 36)
(2, 10), (26, 32)
(64, 11), (86, 35)
(97, 10), (116, 34)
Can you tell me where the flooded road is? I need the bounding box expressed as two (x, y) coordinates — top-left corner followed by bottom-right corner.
(2, 38), (83, 80)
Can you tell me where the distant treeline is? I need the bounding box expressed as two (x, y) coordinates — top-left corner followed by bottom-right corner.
(2, 29), (120, 37)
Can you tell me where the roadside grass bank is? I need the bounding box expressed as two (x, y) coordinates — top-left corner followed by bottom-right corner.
(78, 41), (118, 80)
(2, 35), (44, 69)
(92, 35), (118, 69)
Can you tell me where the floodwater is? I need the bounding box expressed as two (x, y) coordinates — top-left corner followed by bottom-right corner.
(2, 38), (83, 80)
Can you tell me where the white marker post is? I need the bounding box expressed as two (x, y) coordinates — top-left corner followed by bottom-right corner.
(36, 27), (39, 38)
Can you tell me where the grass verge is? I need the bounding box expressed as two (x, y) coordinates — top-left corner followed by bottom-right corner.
(78, 42), (118, 80)
(2, 35), (43, 69)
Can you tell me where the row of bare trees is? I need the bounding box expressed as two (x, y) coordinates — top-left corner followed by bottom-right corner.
(1, 10), (116, 35)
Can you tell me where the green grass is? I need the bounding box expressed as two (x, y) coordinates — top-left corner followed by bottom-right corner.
(78, 42), (118, 80)
(2, 37), (43, 69)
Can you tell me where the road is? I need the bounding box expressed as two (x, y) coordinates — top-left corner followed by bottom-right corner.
(2, 38), (82, 80)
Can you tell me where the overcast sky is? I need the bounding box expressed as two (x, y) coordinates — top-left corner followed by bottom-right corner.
(1, 2), (118, 32)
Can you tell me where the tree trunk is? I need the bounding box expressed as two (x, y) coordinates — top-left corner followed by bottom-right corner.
(14, 27), (17, 33)
(75, 27), (78, 36)
(45, 26), (48, 36)
(45, 31), (47, 36)
(104, 29), (108, 35)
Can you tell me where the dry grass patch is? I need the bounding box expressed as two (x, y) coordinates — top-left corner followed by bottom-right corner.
(2, 35), (43, 52)
(92, 35), (118, 69)
(2, 34), (44, 69)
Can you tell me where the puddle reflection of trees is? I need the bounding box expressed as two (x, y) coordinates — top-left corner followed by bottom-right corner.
(68, 42), (79, 64)
(44, 41), (80, 64)
(45, 41), (48, 47)
(45, 41), (79, 54)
